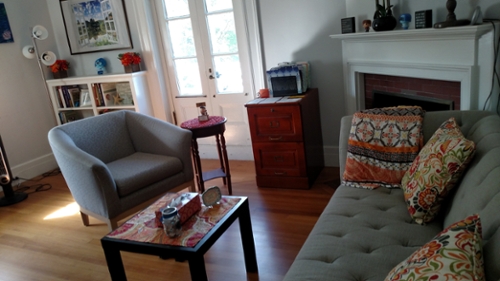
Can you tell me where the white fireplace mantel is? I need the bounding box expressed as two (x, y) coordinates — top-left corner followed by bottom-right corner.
(331, 24), (499, 115)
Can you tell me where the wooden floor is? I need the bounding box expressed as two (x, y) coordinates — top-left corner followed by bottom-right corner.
(0, 160), (339, 281)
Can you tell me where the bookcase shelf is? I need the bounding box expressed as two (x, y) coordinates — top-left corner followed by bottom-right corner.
(46, 71), (153, 125)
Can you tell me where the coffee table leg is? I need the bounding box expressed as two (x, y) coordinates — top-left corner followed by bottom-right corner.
(101, 241), (127, 281)
(239, 200), (258, 272)
(188, 255), (208, 281)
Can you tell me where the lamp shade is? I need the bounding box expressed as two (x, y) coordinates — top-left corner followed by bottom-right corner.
(40, 51), (57, 66)
(22, 45), (35, 59)
(32, 25), (48, 40)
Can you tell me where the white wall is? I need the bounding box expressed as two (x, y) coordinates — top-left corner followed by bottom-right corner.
(4, 0), (498, 179)
(346, 1), (500, 32)
(0, 0), (59, 180)
(258, 0), (346, 166)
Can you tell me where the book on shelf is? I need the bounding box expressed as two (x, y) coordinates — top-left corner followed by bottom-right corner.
(116, 82), (134, 105)
(91, 84), (100, 106)
(101, 83), (118, 106)
(79, 89), (92, 107)
(60, 86), (71, 108)
(55, 86), (64, 108)
(58, 111), (81, 124)
(66, 86), (81, 107)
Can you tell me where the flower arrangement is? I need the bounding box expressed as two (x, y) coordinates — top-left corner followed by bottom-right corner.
(50, 60), (70, 73)
(118, 52), (141, 66)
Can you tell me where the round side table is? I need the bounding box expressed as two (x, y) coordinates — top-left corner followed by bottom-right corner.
(180, 116), (232, 195)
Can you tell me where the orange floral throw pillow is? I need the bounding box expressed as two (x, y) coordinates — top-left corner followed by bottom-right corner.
(385, 214), (484, 281)
(343, 106), (425, 189)
(401, 117), (475, 225)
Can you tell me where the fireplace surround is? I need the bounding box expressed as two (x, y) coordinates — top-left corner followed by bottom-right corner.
(331, 23), (499, 115)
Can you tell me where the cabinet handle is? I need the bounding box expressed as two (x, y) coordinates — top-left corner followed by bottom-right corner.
(268, 136), (283, 141)
(274, 156), (284, 162)
(269, 121), (280, 128)
(270, 108), (275, 112)
(274, 172), (287, 175)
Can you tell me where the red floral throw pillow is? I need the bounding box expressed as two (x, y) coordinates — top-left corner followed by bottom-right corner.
(385, 214), (484, 281)
(343, 106), (425, 189)
(401, 117), (475, 225)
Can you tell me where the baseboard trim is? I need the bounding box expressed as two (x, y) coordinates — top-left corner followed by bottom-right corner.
(10, 153), (58, 181)
(197, 144), (340, 167)
(324, 145), (339, 167)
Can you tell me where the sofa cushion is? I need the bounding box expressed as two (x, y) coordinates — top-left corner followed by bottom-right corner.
(282, 185), (442, 281)
(343, 107), (424, 189)
(107, 152), (183, 197)
(402, 117), (475, 225)
(385, 214), (484, 281)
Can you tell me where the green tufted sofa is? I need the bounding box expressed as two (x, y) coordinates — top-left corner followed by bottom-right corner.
(283, 111), (500, 281)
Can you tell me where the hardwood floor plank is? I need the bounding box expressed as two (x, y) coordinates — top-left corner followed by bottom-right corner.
(0, 160), (339, 281)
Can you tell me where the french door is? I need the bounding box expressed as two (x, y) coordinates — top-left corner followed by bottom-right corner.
(155, 0), (255, 159)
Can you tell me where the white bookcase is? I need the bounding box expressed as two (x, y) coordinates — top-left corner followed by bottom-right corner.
(46, 71), (153, 125)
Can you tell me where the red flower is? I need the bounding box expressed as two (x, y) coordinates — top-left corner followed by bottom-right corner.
(50, 60), (69, 73)
(118, 52), (141, 66)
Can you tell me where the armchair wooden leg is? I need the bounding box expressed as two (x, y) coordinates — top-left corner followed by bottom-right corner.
(80, 212), (90, 226)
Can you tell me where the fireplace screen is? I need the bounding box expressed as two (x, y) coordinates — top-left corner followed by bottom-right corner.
(372, 90), (454, 111)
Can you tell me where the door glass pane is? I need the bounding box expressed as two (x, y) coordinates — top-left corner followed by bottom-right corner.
(164, 0), (190, 18)
(207, 12), (237, 54)
(175, 58), (202, 95)
(168, 19), (196, 58)
(205, 0), (232, 13)
(213, 55), (242, 93)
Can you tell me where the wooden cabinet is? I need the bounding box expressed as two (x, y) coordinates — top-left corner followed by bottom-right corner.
(46, 72), (153, 125)
(245, 88), (324, 189)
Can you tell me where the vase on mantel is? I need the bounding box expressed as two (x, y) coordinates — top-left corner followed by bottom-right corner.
(124, 64), (140, 73)
(373, 0), (397, 31)
(52, 69), (68, 79)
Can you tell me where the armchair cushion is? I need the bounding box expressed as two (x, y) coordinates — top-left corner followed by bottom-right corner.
(108, 152), (183, 197)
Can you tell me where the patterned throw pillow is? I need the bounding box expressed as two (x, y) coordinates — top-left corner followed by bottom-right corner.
(385, 214), (484, 281)
(401, 117), (475, 225)
(343, 106), (425, 189)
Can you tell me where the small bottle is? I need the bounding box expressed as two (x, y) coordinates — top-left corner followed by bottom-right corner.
(162, 207), (182, 238)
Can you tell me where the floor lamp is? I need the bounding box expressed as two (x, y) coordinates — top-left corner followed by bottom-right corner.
(22, 25), (59, 125)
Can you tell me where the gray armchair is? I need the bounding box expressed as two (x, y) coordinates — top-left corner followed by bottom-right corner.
(48, 110), (195, 231)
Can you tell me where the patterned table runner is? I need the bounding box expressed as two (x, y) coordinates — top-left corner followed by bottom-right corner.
(107, 194), (241, 248)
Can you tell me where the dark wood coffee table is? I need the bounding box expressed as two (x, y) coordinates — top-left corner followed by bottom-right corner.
(101, 196), (257, 281)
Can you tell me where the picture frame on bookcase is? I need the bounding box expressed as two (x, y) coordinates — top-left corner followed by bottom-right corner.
(60, 0), (132, 55)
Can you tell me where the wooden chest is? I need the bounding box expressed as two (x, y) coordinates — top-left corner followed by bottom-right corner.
(245, 88), (324, 189)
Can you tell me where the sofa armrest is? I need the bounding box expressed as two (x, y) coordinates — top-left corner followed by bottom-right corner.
(48, 128), (120, 218)
(339, 115), (352, 179)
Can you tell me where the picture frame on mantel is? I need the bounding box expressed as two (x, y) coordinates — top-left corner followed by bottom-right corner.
(60, 0), (132, 55)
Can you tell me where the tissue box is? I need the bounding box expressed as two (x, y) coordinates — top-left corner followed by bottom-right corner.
(155, 192), (201, 227)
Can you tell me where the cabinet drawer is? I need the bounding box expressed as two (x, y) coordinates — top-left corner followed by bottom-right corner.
(252, 142), (306, 177)
(247, 105), (302, 142)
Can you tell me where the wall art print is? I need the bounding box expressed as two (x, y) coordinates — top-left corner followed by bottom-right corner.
(0, 3), (14, 43)
(60, 0), (132, 54)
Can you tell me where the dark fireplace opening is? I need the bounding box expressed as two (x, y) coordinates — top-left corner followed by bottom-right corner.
(371, 90), (454, 111)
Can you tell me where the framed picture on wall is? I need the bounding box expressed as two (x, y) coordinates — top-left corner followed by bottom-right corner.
(60, 0), (133, 55)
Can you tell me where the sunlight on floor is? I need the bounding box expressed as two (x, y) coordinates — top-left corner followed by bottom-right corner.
(44, 202), (79, 220)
